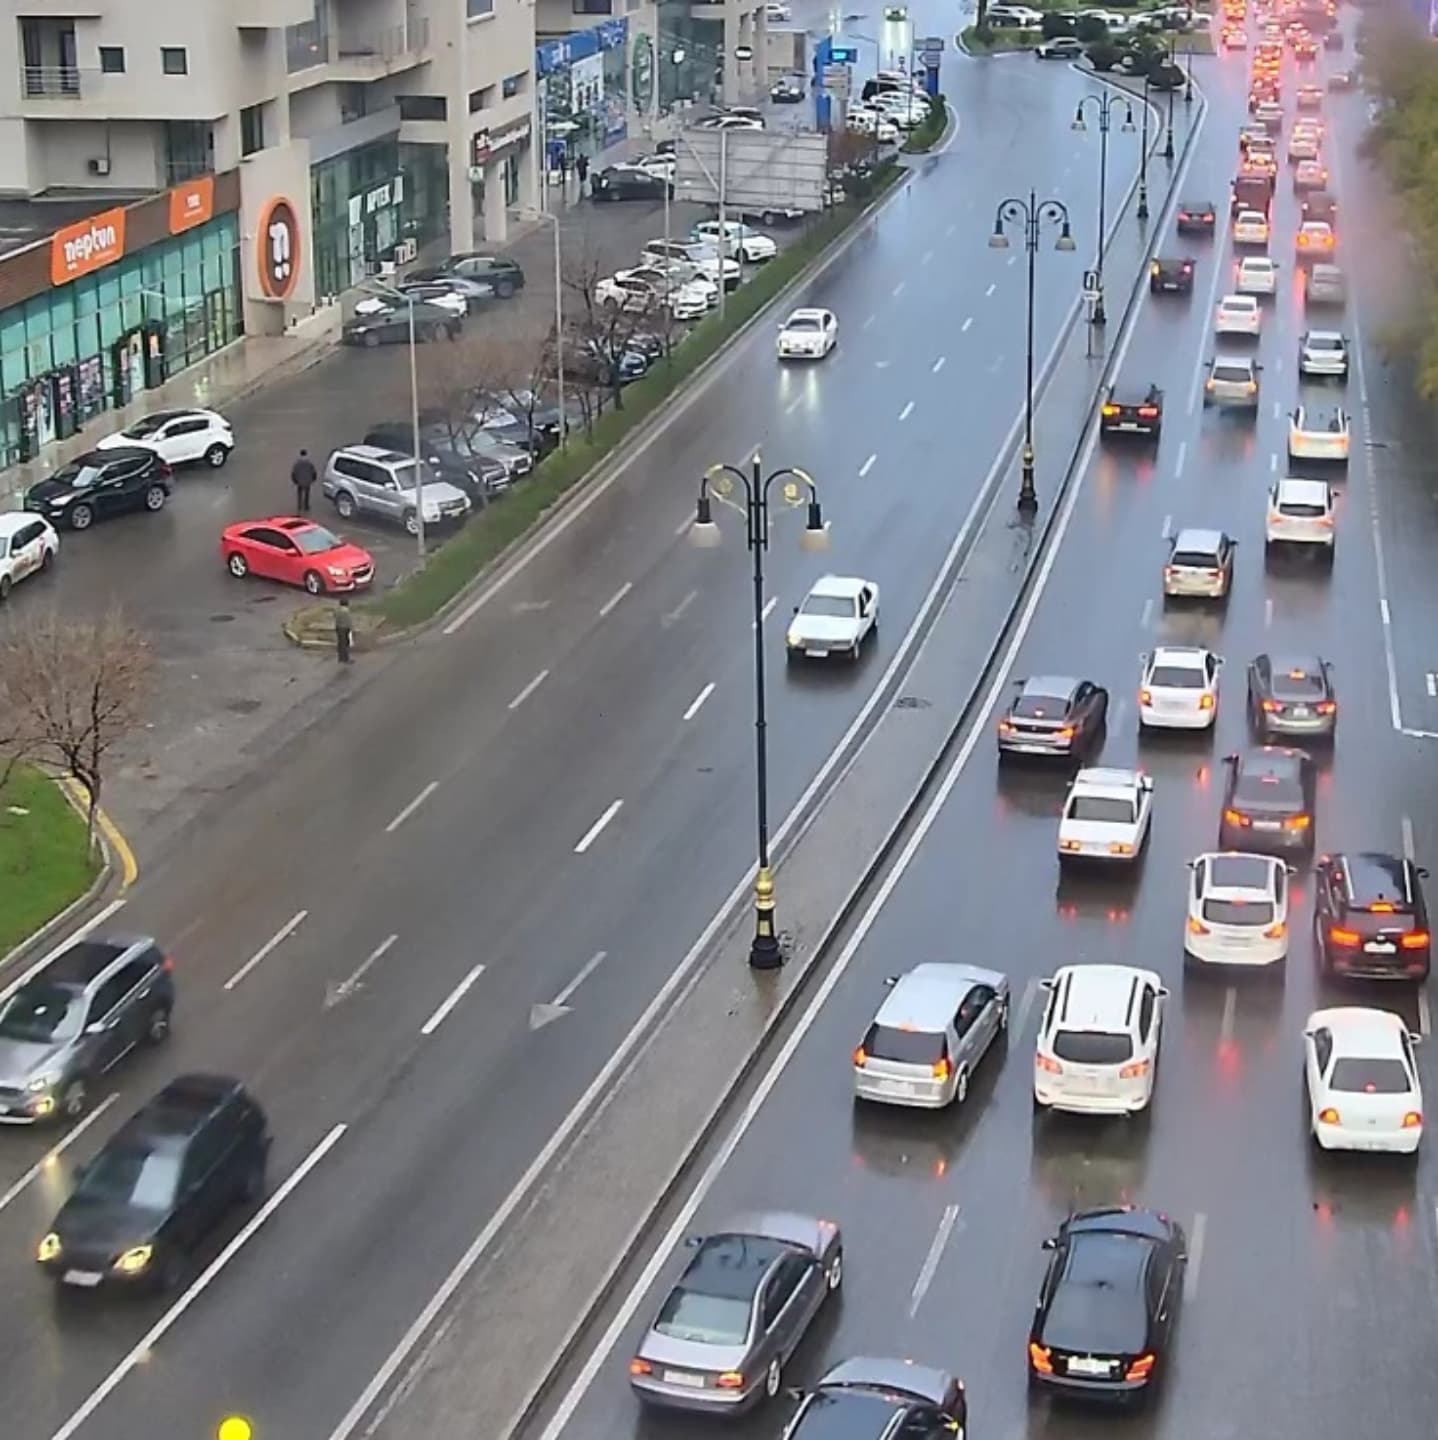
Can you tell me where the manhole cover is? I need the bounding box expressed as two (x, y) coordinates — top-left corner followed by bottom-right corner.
(209, 614), (235, 624)
(894, 695), (931, 710)
(226, 699), (262, 715)
(252, 594), (278, 605)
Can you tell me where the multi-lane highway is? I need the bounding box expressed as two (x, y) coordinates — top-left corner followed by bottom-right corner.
(532, 16), (1438, 1440)
(0, 41), (1168, 1440)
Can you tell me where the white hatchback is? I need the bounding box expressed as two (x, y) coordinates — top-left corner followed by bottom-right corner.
(0, 512), (58, 600)
(1266, 476), (1335, 552)
(1304, 1007), (1423, 1154)
(1233, 209), (1271, 246)
(1034, 964), (1167, 1116)
(1236, 256), (1279, 295)
(1139, 645), (1222, 731)
(1216, 294), (1261, 335)
(1186, 851), (1292, 969)
(1298, 329), (1348, 378)
(1057, 767), (1153, 864)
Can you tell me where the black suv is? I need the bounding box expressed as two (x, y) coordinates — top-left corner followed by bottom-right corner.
(591, 164), (672, 202)
(1314, 852), (1432, 980)
(430, 253), (525, 299)
(38, 1074), (271, 1293)
(23, 447), (172, 531)
(1149, 256), (1195, 294)
(1029, 1207), (1187, 1403)
(1100, 382), (1164, 440)
(0, 934), (174, 1122)
(1175, 200), (1216, 235)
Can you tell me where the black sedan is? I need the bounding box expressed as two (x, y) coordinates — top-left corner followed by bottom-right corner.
(1314, 851), (1432, 980)
(1028, 1207), (1186, 1403)
(998, 675), (1109, 759)
(1149, 256), (1195, 294)
(1100, 382), (1164, 441)
(24, 446), (172, 531)
(785, 1358), (966, 1439)
(341, 302), (462, 347)
(1246, 653), (1337, 742)
(1218, 746), (1317, 855)
(1176, 200), (1217, 235)
(591, 164), (672, 201)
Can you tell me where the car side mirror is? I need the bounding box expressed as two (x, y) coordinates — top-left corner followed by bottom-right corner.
(883, 975), (899, 988)
(1418, 867), (1431, 880)
(1224, 752), (1238, 764)
(84, 1021), (108, 1035)
(1041, 1237), (1057, 1250)
(1286, 864), (1298, 876)
(792, 605), (800, 615)
(1411, 1032), (1423, 1045)
(683, 1234), (704, 1249)
(785, 1386), (806, 1401)
(1157, 987), (1170, 998)
(1303, 1028), (1316, 1040)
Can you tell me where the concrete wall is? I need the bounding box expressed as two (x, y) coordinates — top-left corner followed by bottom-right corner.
(24, 118), (166, 192)
(237, 137), (317, 330)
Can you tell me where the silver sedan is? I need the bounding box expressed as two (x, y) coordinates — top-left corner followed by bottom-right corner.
(629, 1211), (843, 1413)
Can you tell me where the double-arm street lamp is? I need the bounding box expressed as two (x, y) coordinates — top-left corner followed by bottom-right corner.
(1163, 41), (1178, 160)
(989, 193), (1076, 515)
(690, 458), (830, 969)
(1072, 92), (1135, 328)
(1137, 74), (1154, 222)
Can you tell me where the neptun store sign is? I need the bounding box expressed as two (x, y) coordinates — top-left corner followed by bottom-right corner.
(50, 208), (126, 285)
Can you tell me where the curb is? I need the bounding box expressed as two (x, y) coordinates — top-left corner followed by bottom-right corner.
(502, 89), (1207, 1440)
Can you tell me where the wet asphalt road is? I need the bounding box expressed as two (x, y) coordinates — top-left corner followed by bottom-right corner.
(528, 21), (1438, 1440)
(0, 42), (1153, 1440)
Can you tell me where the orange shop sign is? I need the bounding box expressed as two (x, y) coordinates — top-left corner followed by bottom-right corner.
(168, 175), (214, 235)
(50, 207), (126, 285)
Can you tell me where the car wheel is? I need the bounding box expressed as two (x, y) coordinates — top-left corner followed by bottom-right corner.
(335, 492), (356, 519)
(303, 570), (326, 596)
(403, 508), (419, 536)
(69, 503), (94, 531)
(40, 546), (53, 571)
(495, 279), (516, 299)
(849, 641), (861, 662)
(60, 1077), (87, 1118)
(143, 484), (167, 512)
(825, 1249), (843, 1292)
(999, 997), (1010, 1031)
(363, 330), (381, 348)
(143, 1006), (171, 1046)
(0, 575), (9, 602)
(764, 1357), (783, 1400)
(227, 552), (249, 579)
(954, 1067), (970, 1105)
(205, 443), (230, 468)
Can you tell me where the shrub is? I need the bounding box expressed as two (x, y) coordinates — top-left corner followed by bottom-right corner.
(1085, 40), (1122, 70)
(1040, 11), (1076, 38)
(1075, 15), (1109, 43)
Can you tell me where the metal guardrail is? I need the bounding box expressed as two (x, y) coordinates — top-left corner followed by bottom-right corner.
(21, 64), (83, 98)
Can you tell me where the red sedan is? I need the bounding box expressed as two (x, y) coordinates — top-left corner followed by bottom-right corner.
(221, 516), (375, 594)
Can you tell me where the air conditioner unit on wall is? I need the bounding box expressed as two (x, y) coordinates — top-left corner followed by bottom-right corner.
(86, 156), (111, 176)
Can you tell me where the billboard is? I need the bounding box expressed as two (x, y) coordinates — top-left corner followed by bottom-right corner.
(675, 128), (829, 215)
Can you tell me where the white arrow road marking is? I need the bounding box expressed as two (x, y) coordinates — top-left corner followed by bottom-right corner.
(909, 1203), (962, 1317)
(530, 950), (609, 1031)
(327, 934), (398, 1009)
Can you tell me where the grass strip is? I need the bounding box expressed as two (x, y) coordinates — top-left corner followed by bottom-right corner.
(903, 97), (950, 153)
(0, 764), (97, 956)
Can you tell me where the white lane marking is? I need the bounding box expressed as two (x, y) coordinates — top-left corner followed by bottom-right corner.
(961, 316), (973, 332)
(1264, 597), (1273, 629)
(385, 780), (439, 835)
(753, 595), (778, 628)
(985, 282), (996, 297)
(556, 950), (608, 1008)
(1275, 356), (1284, 376)
(909, 1203), (962, 1317)
(893, 280), (907, 297)
(224, 910), (308, 992)
(1219, 986), (1237, 1045)
(662, 589), (699, 627)
(1111, 697), (1129, 733)
(330, 129), (1187, 1438)
(1403, 814), (1417, 861)
(862, 313), (876, 329)
(859, 453), (878, 478)
(534, 186), (1164, 1435)
(1427, 674), (1437, 699)
(1184, 1211), (1208, 1302)
(932, 356), (947, 374)
(573, 800), (623, 855)
(1269, 452), (1278, 473)
(1013, 976), (1040, 1037)
(328, 933), (399, 1008)
(598, 581), (633, 618)
(1175, 439), (1187, 477)
(899, 400), (915, 422)
(921, 249), (934, 266)
(1140, 597), (1153, 629)
(0, 1094), (119, 1216)
(1007, 254), (1016, 267)
(51, 1124), (347, 1440)
(683, 683), (716, 721)
(785, 395), (803, 415)
(419, 963), (488, 1037)
(508, 669), (551, 711)
(0, 897), (127, 1002)
(1188, 210), (1235, 417)
(1420, 991), (1432, 1039)
(1161, 514), (1173, 540)
(1272, 401), (1281, 420)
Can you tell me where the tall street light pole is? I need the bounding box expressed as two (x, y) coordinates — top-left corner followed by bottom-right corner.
(689, 458), (830, 969)
(1072, 92), (1135, 328)
(1138, 72), (1152, 222)
(989, 192), (1076, 515)
(360, 278), (427, 558)
(516, 206), (566, 450)
(1164, 51), (1177, 162)
(1184, 37), (1194, 105)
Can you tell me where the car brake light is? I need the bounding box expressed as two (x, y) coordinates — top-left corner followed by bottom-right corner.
(932, 1057), (952, 1081)
(997, 720), (1014, 734)
(853, 1046), (868, 1068)
(1126, 1354), (1157, 1382)
(1036, 1054), (1062, 1074)
(1199, 694), (1215, 711)
(161, 955), (175, 972)
(1318, 1107), (1341, 1124)
(630, 1358), (654, 1376)
(1224, 809), (1252, 828)
(716, 1371), (745, 1390)
(1188, 916), (1211, 935)
(1058, 726), (1076, 739)
(1261, 699), (1281, 713)
(1119, 1059), (1151, 1079)
(1329, 928), (1361, 947)
(1138, 406), (1159, 419)
(1284, 814), (1311, 831)
(1316, 701), (1336, 714)
(1263, 921), (1287, 939)
(1183, 262), (1193, 272)
(1102, 403), (1120, 416)
(1150, 261), (1160, 275)
(1402, 932), (1430, 950)
(1029, 1343), (1054, 1374)
(1298, 234), (1309, 246)
(1403, 1112), (1423, 1128)
(1369, 902), (1396, 913)
(1059, 839), (1082, 853)
(1139, 689), (1152, 705)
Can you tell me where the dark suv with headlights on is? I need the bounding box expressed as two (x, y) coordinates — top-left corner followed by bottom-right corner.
(1314, 852), (1432, 980)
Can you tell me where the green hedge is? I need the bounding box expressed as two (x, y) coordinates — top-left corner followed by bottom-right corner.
(368, 164), (904, 631)
(903, 96), (949, 154)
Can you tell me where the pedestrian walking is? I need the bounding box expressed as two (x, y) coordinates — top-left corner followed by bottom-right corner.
(291, 448), (317, 514)
(576, 153), (590, 194)
(335, 597), (354, 664)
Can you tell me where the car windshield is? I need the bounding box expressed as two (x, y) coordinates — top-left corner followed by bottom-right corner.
(1279, 498), (1327, 517)
(1329, 1058), (1411, 1094)
(1172, 549), (1221, 567)
(801, 595), (857, 620)
(1014, 692), (1070, 719)
(0, 537), (7, 558)
(52, 463), (105, 490)
(1307, 336), (1342, 351)
(786, 317), (821, 332)
(1271, 669), (1325, 699)
(1149, 665), (1205, 688)
(1202, 897), (1275, 926)
(1233, 770), (1302, 809)
(0, 983), (85, 1043)
(1213, 365), (1250, 383)
(76, 1145), (183, 1211)
(862, 1023), (945, 1065)
(294, 526), (343, 555)
(653, 1287), (751, 1345)
(1052, 1030), (1134, 1064)
(123, 415), (172, 437)
(1067, 796), (1136, 824)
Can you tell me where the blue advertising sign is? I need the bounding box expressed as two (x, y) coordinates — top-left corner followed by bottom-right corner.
(829, 43), (859, 63)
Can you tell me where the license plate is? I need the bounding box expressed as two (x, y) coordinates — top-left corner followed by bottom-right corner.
(1292, 706), (1310, 717)
(1117, 422), (1140, 431)
(877, 1080), (916, 1097)
(1365, 942), (1396, 954)
(63, 1270), (102, 1287)
(1253, 820), (1281, 831)
(805, 648), (827, 659)
(1067, 1357), (1112, 1375)
(663, 1370), (705, 1388)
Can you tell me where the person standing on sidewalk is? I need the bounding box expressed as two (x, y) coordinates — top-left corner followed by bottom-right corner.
(335, 597), (353, 664)
(576, 153), (589, 196)
(291, 449), (317, 514)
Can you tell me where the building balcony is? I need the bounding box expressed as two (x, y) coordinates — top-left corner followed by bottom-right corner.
(21, 64), (85, 100)
(233, 0), (316, 26)
(288, 16), (433, 87)
(17, 65), (228, 120)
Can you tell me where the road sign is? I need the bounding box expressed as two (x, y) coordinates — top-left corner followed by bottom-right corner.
(921, 35), (945, 52)
(1082, 268), (1099, 292)
(829, 43), (859, 62)
(823, 63), (851, 95)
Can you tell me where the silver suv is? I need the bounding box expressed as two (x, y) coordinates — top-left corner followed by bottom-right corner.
(0, 934), (174, 1122)
(322, 445), (471, 535)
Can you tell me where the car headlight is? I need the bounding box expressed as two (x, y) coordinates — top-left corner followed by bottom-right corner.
(786, 630), (801, 648)
(113, 1244), (153, 1274)
(37, 1232), (62, 1263)
(26, 1072), (58, 1093)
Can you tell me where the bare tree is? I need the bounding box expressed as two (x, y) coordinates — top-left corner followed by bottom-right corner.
(0, 608), (151, 848)
(563, 247), (675, 417)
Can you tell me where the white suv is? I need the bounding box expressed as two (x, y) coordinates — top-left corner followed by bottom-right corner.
(1185, 851), (1292, 970)
(1266, 477), (1335, 555)
(1034, 964), (1167, 1116)
(95, 407), (234, 469)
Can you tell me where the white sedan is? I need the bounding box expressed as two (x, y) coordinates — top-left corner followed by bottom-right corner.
(777, 308), (838, 359)
(596, 268), (711, 320)
(0, 512), (58, 600)
(1216, 294), (1262, 335)
(1304, 1007), (1423, 1154)
(1057, 767), (1154, 865)
(95, 406), (235, 469)
(692, 220), (777, 264)
(1139, 645), (1221, 731)
(1233, 209), (1271, 246)
(1185, 851), (1291, 970)
(353, 284), (467, 320)
(1288, 405), (1350, 462)
(786, 575), (879, 661)
(1236, 256), (1278, 295)
(847, 109), (900, 143)
(1298, 329), (1348, 378)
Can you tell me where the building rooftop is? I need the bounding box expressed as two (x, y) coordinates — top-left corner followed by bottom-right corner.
(0, 189), (153, 260)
